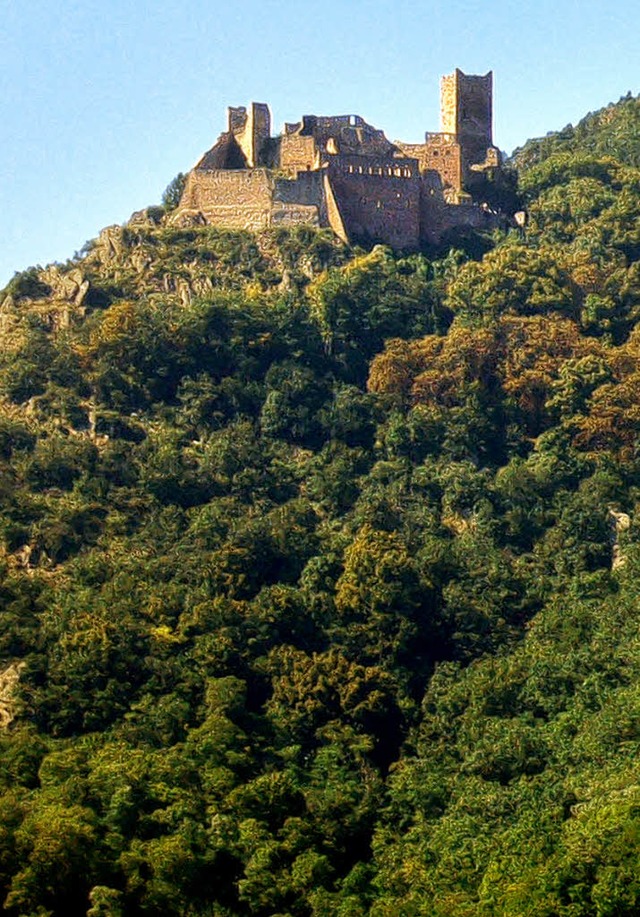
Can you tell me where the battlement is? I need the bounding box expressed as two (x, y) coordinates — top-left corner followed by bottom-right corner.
(178, 70), (505, 249)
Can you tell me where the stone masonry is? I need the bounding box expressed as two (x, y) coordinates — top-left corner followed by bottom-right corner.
(176, 70), (504, 249)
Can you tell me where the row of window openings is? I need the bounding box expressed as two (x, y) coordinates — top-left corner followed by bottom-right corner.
(346, 164), (413, 178)
(359, 197), (414, 210)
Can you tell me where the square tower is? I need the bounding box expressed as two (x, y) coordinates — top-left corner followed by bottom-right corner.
(440, 69), (493, 168)
(227, 102), (271, 167)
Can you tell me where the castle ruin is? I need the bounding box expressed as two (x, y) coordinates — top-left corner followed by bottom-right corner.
(177, 70), (504, 249)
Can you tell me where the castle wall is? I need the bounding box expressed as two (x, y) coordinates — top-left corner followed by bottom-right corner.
(274, 171), (325, 207)
(313, 115), (365, 129)
(271, 203), (321, 227)
(397, 135), (463, 194)
(419, 181), (499, 245)
(327, 156), (421, 250)
(423, 134), (463, 193)
(280, 120), (393, 173)
(272, 171), (328, 227)
(323, 172), (348, 243)
(280, 134), (318, 173)
(180, 169), (273, 231)
(180, 163), (498, 248)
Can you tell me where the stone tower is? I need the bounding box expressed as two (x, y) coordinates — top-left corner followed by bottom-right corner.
(440, 69), (493, 168)
(227, 102), (271, 167)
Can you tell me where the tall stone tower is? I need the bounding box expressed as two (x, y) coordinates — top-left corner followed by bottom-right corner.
(227, 102), (271, 167)
(440, 69), (493, 168)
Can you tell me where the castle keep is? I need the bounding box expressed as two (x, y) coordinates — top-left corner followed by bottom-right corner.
(177, 70), (503, 249)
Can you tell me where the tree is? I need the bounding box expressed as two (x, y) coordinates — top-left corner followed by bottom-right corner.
(161, 173), (187, 211)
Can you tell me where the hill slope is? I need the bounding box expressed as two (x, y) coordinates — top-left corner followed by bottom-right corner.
(512, 90), (640, 172)
(1, 97), (640, 916)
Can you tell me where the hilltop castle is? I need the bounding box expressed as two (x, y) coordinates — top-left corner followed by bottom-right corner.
(176, 70), (505, 249)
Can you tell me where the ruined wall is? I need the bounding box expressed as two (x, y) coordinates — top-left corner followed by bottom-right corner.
(180, 169), (273, 231)
(280, 134), (318, 174)
(419, 180), (501, 245)
(252, 104), (271, 165)
(271, 203), (321, 227)
(274, 171), (325, 207)
(333, 126), (392, 157)
(394, 142), (427, 162)
(228, 107), (247, 133)
(280, 115), (393, 172)
(397, 135), (463, 194)
(323, 172), (348, 243)
(272, 171), (328, 227)
(327, 156), (421, 250)
(423, 133), (463, 193)
(180, 168), (328, 233)
(227, 103), (271, 167)
(313, 115), (365, 130)
(179, 159), (500, 248)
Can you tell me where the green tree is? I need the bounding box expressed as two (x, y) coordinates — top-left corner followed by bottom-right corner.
(161, 172), (187, 211)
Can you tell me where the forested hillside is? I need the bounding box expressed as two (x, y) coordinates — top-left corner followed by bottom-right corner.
(1, 92), (640, 916)
(512, 90), (640, 171)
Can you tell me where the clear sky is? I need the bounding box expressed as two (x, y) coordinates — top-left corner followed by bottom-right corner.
(1, 0), (637, 287)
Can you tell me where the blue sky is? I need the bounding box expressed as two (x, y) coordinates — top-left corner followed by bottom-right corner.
(1, 0), (637, 286)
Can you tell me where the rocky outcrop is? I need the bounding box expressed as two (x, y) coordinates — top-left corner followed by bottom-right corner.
(610, 509), (631, 570)
(167, 209), (207, 228)
(96, 225), (127, 260)
(0, 662), (25, 728)
(128, 207), (166, 227)
(41, 265), (90, 308)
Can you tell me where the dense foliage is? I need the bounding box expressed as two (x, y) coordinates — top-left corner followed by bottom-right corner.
(1, 92), (640, 915)
(512, 90), (640, 172)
